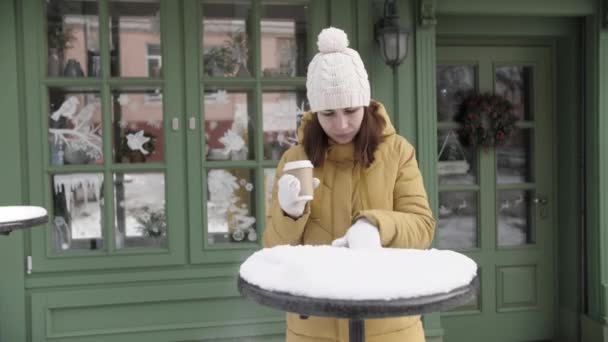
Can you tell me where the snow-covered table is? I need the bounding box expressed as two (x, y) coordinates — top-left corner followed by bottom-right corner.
(0, 206), (48, 235)
(238, 245), (478, 342)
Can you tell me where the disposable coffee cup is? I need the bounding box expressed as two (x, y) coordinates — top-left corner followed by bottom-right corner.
(283, 160), (314, 200)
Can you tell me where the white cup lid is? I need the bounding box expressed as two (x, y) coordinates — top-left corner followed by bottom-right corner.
(283, 160), (314, 171)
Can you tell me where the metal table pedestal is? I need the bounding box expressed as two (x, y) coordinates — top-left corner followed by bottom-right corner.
(238, 275), (479, 342)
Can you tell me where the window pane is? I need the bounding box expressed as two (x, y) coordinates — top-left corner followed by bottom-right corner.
(436, 65), (476, 122)
(437, 129), (476, 185)
(496, 129), (532, 184)
(206, 168), (257, 244)
(46, 0), (100, 77)
(204, 89), (253, 161)
(497, 190), (534, 247)
(261, 2), (308, 77)
(202, 0), (252, 77)
(437, 191), (478, 250)
(111, 90), (164, 164)
(262, 91), (308, 160)
(109, 0), (161, 78)
(48, 89), (103, 166)
(52, 173), (104, 252)
(495, 66), (532, 120)
(114, 173), (167, 249)
(264, 168), (276, 217)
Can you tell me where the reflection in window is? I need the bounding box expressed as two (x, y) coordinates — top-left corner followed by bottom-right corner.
(264, 168), (276, 217)
(111, 90), (164, 164)
(202, 1), (252, 77)
(206, 169), (257, 244)
(437, 191), (478, 250)
(436, 65), (476, 122)
(52, 173), (104, 252)
(496, 129), (532, 184)
(48, 90), (103, 166)
(146, 44), (162, 77)
(495, 66), (532, 120)
(204, 89), (253, 161)
(109, 0), (161, 77)
(437, 129), (476, 185)
(497, 190), (534, 247)
(114, 173), (167, 249)
(261, 3), (308, 77)
(45, 0), (100, 77)
(262, 91), (308, 160)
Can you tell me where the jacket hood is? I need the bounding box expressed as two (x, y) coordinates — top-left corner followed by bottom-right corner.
(296, 100), (396, 144)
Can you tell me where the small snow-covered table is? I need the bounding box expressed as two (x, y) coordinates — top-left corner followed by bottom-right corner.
(0, 206), (48, 235)
(238, 245), (478, 342)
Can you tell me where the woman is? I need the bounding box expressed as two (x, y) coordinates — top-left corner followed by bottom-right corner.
(263, 27), (435, 342)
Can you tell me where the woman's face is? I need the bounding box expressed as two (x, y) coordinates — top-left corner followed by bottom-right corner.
(317, 106), (365, 144)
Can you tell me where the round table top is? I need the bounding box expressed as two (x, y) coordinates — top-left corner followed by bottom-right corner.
(0, 206), (48, 234)
(238, 245), (479, 319)
(238, 275), (478, 319)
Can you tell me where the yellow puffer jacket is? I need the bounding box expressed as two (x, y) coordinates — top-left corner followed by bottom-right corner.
(263, 101), (436, 342)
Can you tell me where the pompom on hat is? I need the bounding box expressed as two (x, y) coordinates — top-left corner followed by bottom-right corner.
(306, 27), (371, 112)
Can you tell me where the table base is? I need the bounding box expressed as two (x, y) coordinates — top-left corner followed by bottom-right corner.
(349, 319), (364, 342)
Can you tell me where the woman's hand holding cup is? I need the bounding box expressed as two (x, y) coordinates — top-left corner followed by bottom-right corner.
(278, 160), (319, 219)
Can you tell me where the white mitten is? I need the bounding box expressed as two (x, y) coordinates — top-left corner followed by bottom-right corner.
(332, 218), (382, 249)
(277, 174), (320, 218)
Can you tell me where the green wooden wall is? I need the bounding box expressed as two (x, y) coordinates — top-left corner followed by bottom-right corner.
(0, 0), (28, 341)
(582, 0), (608, 339)
(0, 0), (606, 341)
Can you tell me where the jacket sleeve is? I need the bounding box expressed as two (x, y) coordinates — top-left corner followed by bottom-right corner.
(355, 139), (435, 249)
(262, 150), (311, 247)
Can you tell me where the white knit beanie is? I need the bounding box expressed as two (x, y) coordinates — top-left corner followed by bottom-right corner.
(306, 27), (371, 112)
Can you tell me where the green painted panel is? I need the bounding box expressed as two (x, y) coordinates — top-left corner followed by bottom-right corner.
(413, 1), (442, 335)
(580, 314), (608, 342)
(556, 34), (583, 341)
(437, 16), (579, 38)
(600, 24), (608, 325)
(436, 0), (594, 16)
(31, 278), (284, 341)
(0, 0), (27, 341)
(496, 265), (537, 310)
(585, 14), (603, 323)
(330, 0), (353, 40)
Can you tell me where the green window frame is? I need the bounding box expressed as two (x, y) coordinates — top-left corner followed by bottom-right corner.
(21, 0), (328, 272)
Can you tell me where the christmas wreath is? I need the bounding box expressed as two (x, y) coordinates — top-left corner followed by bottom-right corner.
(456, 93), (519, 149)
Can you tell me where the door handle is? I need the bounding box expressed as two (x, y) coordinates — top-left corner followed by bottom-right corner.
(533, 195), (548, 219)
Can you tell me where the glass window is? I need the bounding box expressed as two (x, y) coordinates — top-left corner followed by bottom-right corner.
(262, 91), (308, 160)
(109, 0), (162, 78)
(436, 65), (476, 122)
(202, 0), (253, 77)
(48, 89), (103, 166)
(206, 168), (257, 244)
(111, 90), (165, 164)
(437, 191), (478, 250)
(260, 3), (308, 77)
(45, 0), (100, 78)
(114, 173), (167, 249)
(52, 173), (105, 251)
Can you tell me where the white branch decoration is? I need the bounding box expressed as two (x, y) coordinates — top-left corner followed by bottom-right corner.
(49, 125), (103, 159)
(49, 97), (103, 160)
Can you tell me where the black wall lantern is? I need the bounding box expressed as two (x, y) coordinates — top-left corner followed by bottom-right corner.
(374, 0), (409, 67)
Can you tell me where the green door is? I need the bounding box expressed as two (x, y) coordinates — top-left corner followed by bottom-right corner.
(436, 46), (555, 341)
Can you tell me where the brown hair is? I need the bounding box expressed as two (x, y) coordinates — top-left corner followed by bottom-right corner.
(302, 101), (386, 168)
